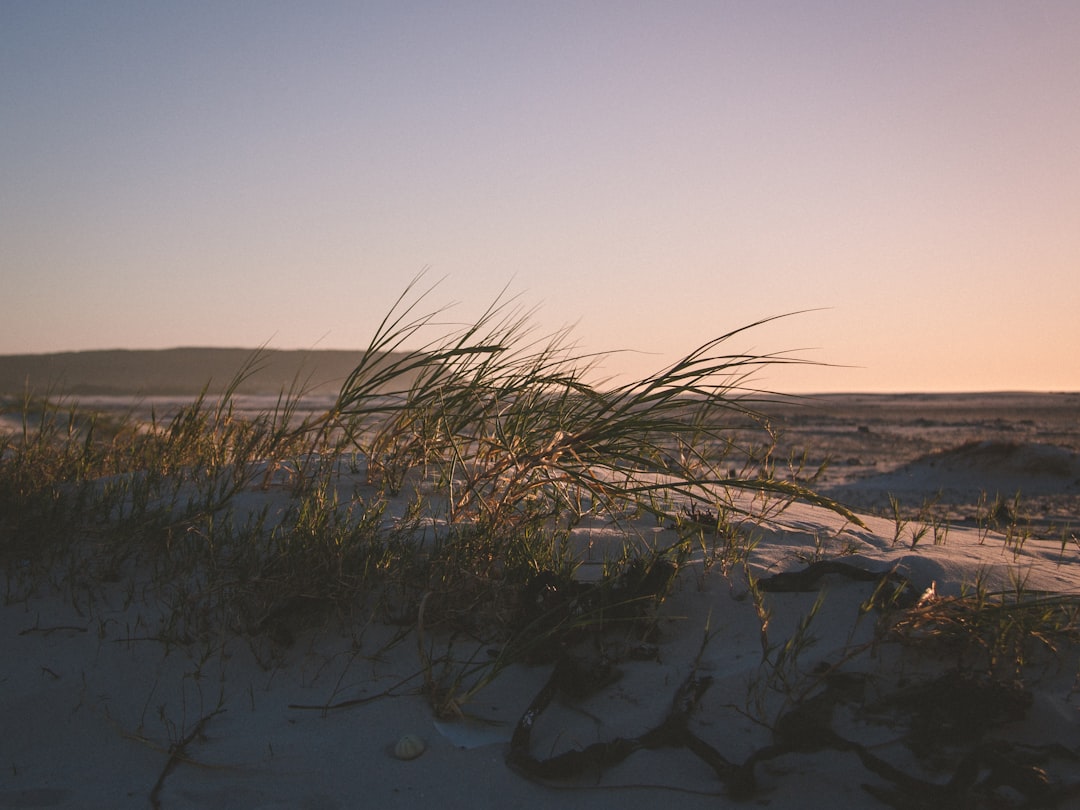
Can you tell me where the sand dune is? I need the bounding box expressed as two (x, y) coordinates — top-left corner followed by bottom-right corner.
(3, 398), (1079, 809)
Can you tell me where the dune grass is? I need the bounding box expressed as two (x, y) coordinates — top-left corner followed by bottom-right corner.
(1, 281), (843, 644)
(334, 277), (855, 527)
(7, 280), (1073, 730)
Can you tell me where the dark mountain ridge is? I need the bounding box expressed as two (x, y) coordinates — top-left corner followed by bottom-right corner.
(0, 348), (406, 397)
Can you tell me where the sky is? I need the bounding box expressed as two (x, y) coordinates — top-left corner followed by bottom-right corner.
(2, 2), (1078, 393)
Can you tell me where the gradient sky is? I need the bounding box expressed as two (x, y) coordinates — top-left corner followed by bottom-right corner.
(3, 2), (1078, 392)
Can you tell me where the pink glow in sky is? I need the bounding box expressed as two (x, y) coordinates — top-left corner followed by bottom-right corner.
(2, 2), (1078, 392)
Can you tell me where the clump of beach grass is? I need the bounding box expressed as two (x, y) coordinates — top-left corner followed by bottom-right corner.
(881, 570), (1080, 678)
(335, 278), (855, 529)
(1, 279), (858, 688)
(309, 277), (865, 712)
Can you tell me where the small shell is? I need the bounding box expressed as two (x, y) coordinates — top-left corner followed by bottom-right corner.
(393, 733), (426, 761)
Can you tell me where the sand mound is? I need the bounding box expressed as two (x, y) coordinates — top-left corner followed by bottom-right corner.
(825, 440), (1080, 511)
(918, 440), (1080, 482)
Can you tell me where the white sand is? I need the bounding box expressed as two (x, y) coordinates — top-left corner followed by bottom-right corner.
(3, 455), (1079, 809)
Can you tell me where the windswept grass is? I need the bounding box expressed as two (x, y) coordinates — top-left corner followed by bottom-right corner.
(2, 279), (855, 675)
(334, 277), (858, 532)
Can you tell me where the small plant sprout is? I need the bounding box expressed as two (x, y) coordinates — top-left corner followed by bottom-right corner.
(888, 494), (908, 546)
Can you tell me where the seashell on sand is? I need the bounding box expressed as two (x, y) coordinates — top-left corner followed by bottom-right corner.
(393, 733), (426, 760)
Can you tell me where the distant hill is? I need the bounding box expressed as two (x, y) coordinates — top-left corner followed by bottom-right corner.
(0, 348), (413, 397)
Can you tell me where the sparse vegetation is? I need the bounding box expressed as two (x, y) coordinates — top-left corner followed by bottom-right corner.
(1, 280), (843, 671)
(3, 282), (1079, 806)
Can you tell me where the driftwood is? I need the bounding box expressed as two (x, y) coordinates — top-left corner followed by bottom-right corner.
(507, 655), (1080, 807)
(504, 560), (1080, 805)
(759, 559), (918, 607)
(506, 656), (748, 792)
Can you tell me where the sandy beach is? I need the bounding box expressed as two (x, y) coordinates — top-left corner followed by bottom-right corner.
(3, 392), (1079, 809)
(7, 1), (1080, 805)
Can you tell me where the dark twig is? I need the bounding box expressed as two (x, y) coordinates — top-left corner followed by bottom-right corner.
(148, 706), (226, 810)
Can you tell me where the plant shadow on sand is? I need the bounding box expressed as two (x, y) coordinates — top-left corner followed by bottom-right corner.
(2, 281), (1079, 809)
